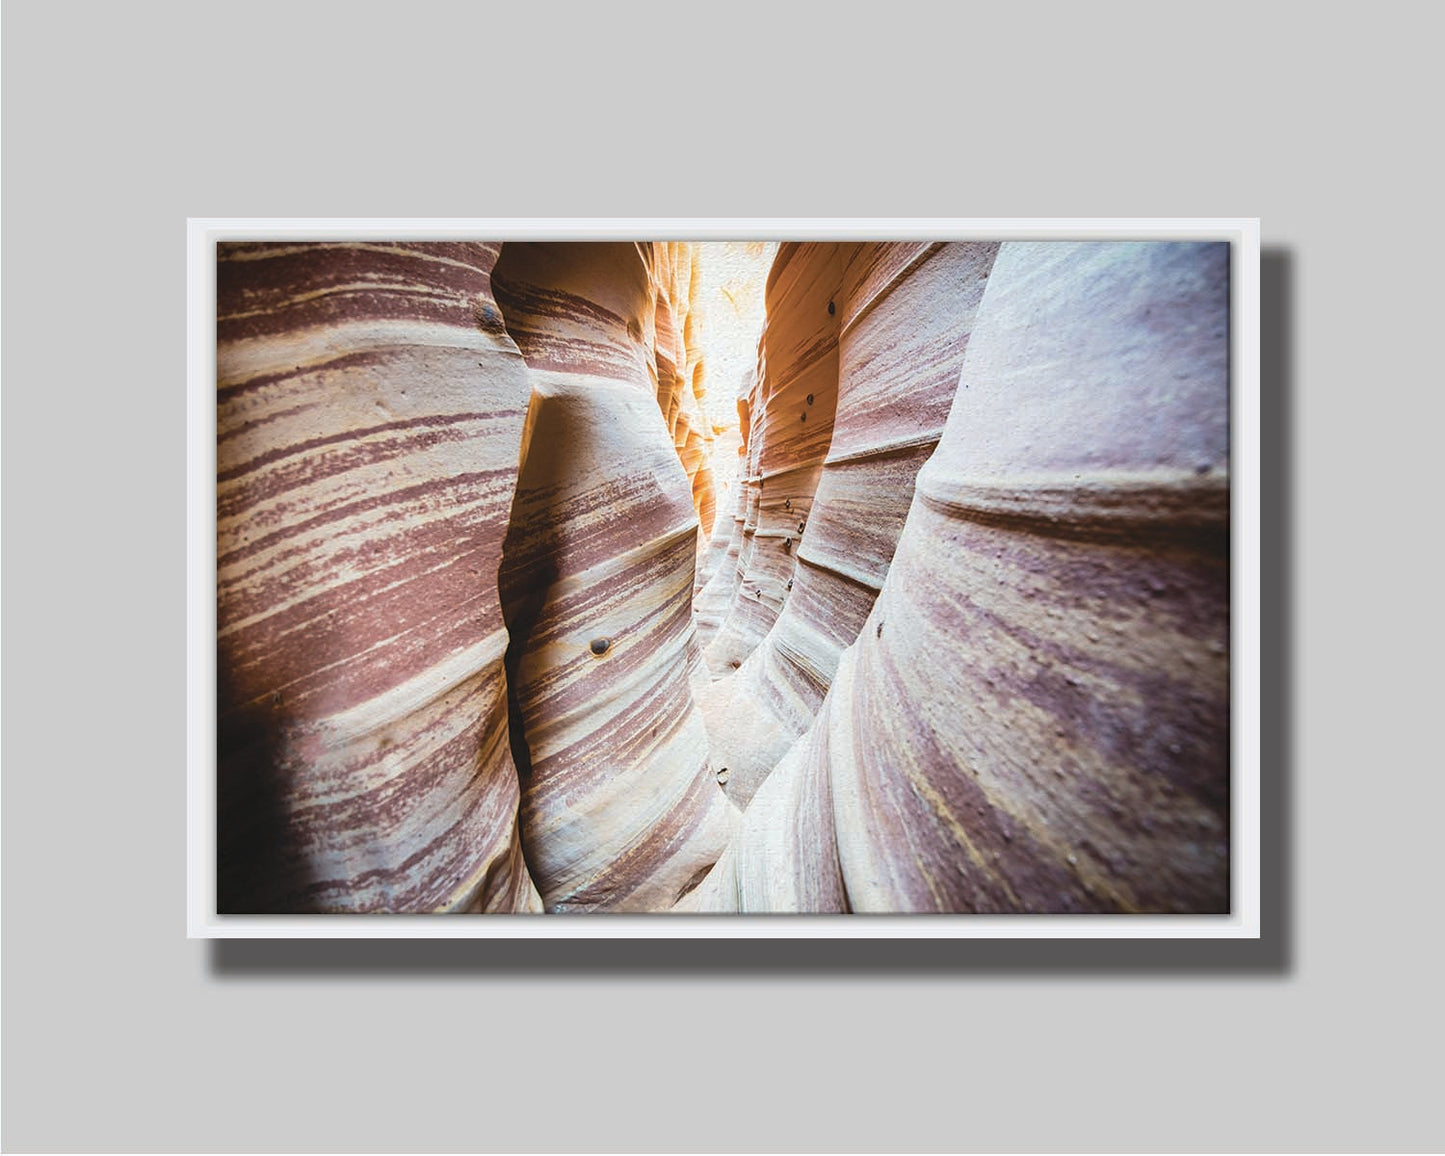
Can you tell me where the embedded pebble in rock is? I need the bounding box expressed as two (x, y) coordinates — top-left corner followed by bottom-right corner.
(493, 242), (737, 913)
(702, 244), (843, 677)
(697, 242), (1001, 806)
(696, 241), (1230, 913)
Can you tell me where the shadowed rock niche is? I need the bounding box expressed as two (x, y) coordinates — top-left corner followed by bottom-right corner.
(215, 239), (1231, 915)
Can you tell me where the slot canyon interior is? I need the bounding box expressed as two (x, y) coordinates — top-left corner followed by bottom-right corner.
(215, 237), (1230, 915)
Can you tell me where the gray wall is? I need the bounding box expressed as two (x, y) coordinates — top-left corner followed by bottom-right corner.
(4, 2), (1440, 1150)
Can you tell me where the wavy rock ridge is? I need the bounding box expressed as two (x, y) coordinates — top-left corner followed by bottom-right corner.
(696, 242), (1001, 806)
(492, 242), (736, 912)
(215, 241), (541, 913)
(216, 241), (731, 913)
(694, 241), (1230, 913)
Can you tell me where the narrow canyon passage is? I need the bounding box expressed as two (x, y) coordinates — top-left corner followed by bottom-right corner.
(215, 238), (1229, 914)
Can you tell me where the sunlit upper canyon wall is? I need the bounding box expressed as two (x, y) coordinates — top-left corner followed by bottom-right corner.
(215, 238), (1230, 914)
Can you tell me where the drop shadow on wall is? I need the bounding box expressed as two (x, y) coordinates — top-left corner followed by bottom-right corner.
(208, 248), (1294, 978)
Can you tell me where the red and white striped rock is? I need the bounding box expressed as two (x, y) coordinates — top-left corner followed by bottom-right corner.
(698, 242), (1000, 806)
(493, 243), (737, 912)
(701, 245), (842, 676)
(697, 240), (1230, 913)
(215, 242), (541, 913)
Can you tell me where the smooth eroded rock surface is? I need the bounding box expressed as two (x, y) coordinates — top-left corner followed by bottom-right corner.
(698, 240), (1230, 913)
(698, 242), (1001, 806)
(493, 242), (737, 912)
(216, 241), (541, 913)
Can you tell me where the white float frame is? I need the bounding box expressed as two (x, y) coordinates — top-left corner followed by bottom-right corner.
(188, 218), (1261, 939)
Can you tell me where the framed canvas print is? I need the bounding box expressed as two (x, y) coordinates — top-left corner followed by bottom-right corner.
(187, 219), (1260, 938)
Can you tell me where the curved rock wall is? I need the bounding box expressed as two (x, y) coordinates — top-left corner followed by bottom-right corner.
(691, 242), (777, 597)
(215, 241), (541, 913)
(696, 240), (1230, 913)
(702, 244), (843, 676)
(699, 242), (1000, 805)
(492, 242), (736, 912)
(648, 243), (718, 542)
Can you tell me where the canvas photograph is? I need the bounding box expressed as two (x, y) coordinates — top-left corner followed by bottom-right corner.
(206, 231), (1240, 921)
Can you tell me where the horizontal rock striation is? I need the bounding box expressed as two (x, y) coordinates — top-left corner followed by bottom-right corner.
(701, 244), (842, 677)
(697, 240), (1230, 913)
(648, 243), (719, 544)
(493, 242), (736, 912)
(699, 242), (1000, 806)
(215, 241), (541, 913)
